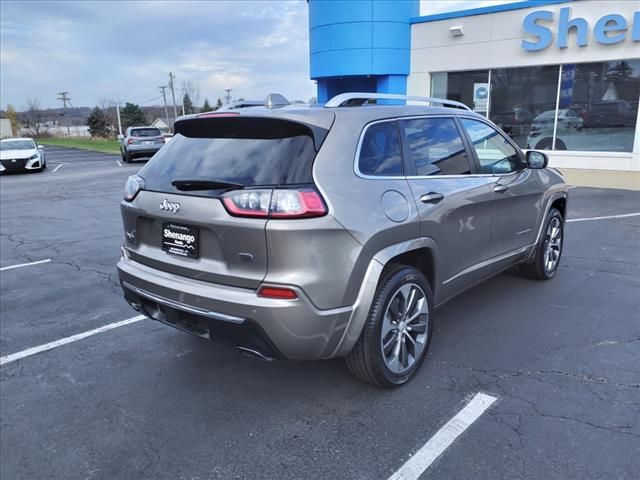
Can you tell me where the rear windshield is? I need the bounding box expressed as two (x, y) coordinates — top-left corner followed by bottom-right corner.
(138, 133), (316, 197)
(131, 128), (161, 137)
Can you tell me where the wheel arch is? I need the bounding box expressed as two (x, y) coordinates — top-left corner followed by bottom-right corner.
(328, 237), (440, 358)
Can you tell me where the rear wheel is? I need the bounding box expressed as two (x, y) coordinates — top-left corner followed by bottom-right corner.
(122, 149), (130, 163)
(521, 208), (564, 280)
(346, 265), (433, 388)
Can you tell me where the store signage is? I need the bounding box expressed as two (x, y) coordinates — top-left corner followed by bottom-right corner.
(522, 7), (640, 51)
(473, 83), (488, 112)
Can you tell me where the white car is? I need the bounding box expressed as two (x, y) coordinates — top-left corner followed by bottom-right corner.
(0, 137), (47, 173)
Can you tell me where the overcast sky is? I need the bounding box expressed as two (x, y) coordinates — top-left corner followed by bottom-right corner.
(0, 0), (515, 109)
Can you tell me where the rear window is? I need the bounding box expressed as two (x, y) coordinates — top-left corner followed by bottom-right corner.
(131, 128), (161, 137)
(138, 133), (316, 197)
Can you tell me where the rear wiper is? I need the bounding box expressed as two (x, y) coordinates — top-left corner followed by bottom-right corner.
(171, 179), (244, 191)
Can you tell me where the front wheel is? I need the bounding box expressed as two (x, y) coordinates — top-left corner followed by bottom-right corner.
(521, 208), (564, 280)
(346, 265), (433, 388)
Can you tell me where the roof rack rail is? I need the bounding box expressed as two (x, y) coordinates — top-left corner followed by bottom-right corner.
(324, 92), (471, 110)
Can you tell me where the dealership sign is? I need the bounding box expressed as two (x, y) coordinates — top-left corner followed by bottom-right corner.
(522, 7), (640, 51)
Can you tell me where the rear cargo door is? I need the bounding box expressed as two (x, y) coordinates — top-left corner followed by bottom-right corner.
(121, 115), (324, 289)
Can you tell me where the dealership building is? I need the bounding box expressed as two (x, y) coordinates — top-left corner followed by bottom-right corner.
(308, 0), (640, 173)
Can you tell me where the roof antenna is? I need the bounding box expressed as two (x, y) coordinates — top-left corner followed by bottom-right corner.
(265, 93), (290, 109)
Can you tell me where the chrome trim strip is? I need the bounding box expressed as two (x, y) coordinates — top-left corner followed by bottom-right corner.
(443, 245), (532, 285)
(122, 281), (245, 324)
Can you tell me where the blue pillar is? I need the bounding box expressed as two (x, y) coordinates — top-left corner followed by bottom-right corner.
(308, 0), (419, 103)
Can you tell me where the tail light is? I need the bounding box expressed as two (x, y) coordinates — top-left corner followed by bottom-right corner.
(127, 138), (133, 145)
(257, 286), (298, 300)
(222, 188), (327, 219)
(155, 137), (165, 144)
(124, 175), (145, 201)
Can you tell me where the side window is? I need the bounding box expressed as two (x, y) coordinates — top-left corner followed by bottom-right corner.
(401, 117), (470, 176)
(460, 118), (523, 174)
(358, 121), (403, 176)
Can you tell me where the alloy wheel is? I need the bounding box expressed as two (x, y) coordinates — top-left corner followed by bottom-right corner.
(380, 282), (429, 374)
(544, 217), (562, 273)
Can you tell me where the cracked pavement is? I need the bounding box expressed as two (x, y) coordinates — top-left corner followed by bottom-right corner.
(1, 148), (639, 479)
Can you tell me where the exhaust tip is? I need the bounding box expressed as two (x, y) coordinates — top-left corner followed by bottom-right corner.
(236, 345), (275, 362)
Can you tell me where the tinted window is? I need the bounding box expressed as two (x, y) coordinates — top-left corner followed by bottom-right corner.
(131, 128), (162, 137)
(402, 117), (470, 175)
(460, 118), (523, 174)
(358, 121), (403, 176)
(139, 134), (316, 198)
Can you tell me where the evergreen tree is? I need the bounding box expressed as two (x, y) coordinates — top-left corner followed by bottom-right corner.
(183, 93), (195, 115)
(216, 98), (223, 109)
(120, 102), (146, 130)
(87, 106), (111, 137)
(201, 98), (212, 113)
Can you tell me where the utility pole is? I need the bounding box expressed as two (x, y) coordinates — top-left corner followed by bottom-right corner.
(224, 89), (233, 104)
(159, 86), (171, 130)
(168, 72), (178, 120)
(57, 91), (71, 137)
(180, 88), (186, 116)
(114, 98), (123, 136)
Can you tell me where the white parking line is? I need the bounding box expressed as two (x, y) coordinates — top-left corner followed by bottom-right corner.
(567, 212), (640, 223)
(0, 259), (51, 272)
(117, 160), (122, 167)
(387, 392), (497, 480)
(0, 315), (145, 366)
(52, 163), (65, 173)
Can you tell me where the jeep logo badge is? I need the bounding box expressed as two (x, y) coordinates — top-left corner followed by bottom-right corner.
(160, 199), (180, 214)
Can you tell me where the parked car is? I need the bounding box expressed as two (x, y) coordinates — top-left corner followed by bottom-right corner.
(491, 108), (534, 136)
(0, 137), (46, 173)
(117, 92), (568, 387)
(585, 100), (637, 128)
(526, 109), (584, 149)
(118, 127), (165, 163)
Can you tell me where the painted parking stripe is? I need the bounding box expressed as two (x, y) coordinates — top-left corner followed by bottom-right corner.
(567, 212), (640, 223)
(52, 163), (65, 173)
(0, 259), (51, 272)
(117, 160), (122, 167)
(387, 392), (497, 480)
(0, 315), (145, 366)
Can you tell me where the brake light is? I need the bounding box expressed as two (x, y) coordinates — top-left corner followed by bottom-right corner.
(197, 112), (241, 118)
(222, 188), (327, 219)
(127, 138), (133, 145)
(124, 175), (145, 201)
(257, 286), (298, 300)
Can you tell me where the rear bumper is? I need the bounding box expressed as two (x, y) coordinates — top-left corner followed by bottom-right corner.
(125, 145), (162, 157)
(117, 254), (354, 360)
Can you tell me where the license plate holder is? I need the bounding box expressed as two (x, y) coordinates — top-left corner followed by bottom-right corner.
(162, 223), (199, 258)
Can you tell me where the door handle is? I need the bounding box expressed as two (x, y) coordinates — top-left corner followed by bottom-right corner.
(420, 192), (444, 204)
(493, 185), (509, 193)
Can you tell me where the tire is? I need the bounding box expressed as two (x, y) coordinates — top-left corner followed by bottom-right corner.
(521, 208), (564, 280)
(122, 150), (130, 163)
(346, 265), (434, 388)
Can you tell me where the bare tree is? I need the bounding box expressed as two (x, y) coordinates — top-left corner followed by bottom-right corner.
(23, 98), (44, 136)
(98, 97), (118, 136)
(182, 80), (201, 108)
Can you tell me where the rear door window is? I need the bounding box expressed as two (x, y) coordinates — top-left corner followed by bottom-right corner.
(400, 117), (471, 176)
(131, 128), (162, 137)
(358, 121), (403, 176)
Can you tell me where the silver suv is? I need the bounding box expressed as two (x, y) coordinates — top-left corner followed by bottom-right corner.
(117, 93), (568, 387)
(119, 127), (165, 163)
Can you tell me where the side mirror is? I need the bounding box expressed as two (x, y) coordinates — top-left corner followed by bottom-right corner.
(526, 150), (548, 169)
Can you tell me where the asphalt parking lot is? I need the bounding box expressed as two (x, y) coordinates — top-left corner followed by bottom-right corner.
(1, 146), (639, 480)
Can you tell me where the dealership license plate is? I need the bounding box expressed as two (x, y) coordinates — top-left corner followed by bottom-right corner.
(144, 140), (154, 144)
(162, 223), (199, 258)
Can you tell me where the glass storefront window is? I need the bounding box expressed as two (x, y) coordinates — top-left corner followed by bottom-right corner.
(431, 70), (489, 117)
(431, 61), (639, 153)
(489, 65), (560, 148)
(540, 60), (639, 153)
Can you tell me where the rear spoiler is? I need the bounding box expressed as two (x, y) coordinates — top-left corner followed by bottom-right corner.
(174, 116), (331, 151)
